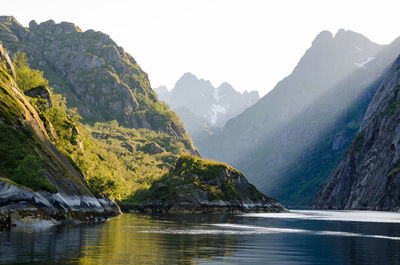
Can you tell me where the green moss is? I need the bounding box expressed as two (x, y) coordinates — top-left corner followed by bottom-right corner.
(0, 123), (56, 193)
(0, 68), (24, 125)
(127, 155), (252, 204)
(351, 131), (365, 153)
(172, 154), (241, 180)
(387, 159), (400, 178)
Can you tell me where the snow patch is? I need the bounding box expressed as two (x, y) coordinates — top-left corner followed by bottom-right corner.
(354, 56), (375, 68)
(355, 46), (363, 52)
(210, 104), (227, 125)
(209, 87), (228, 125)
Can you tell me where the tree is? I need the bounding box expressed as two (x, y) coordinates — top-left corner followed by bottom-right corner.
(12, 52), (48, 92)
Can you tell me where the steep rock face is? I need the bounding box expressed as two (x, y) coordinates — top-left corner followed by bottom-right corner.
(0, 16), (196, 153)
(0, 43), (120, 225)
(314, 55), (400, 211)
(127, 155), (287, 213)
(196, 30), (400, 206)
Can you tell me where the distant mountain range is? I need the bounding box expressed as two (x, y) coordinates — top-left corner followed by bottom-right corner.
(195, 29), (400, 206)
(154, 73), (259, 140)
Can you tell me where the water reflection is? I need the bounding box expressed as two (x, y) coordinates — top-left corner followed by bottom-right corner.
(76, 214), (239, 264)
(0, 211), (400, 264)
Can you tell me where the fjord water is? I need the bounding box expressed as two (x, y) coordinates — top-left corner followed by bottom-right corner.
(1, 211), (400, 264)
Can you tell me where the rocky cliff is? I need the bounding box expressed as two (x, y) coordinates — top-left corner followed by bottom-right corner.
(314, 55), (400, 211)
(196, 30), (400, 206)
(126, 155), (287, 213)
(0, 16), (196, 154)
(0, 43), (120, 226)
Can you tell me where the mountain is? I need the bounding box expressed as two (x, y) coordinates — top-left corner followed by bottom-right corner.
(196, 29), (400, 206)
(125, 155), (287, 213)
(314, 54), (400, 210)
(154, 73), (259, 139)
(0, 16), (197, 154)
(153, 85), (170, 103)
(0, 42), (120, 226)
(0, 16), (201, 210)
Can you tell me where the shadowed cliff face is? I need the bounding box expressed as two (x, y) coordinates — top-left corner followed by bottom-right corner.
(0, 16), (197, 155)
(314, 55), (400, 211)
(196, 29), (400, 206)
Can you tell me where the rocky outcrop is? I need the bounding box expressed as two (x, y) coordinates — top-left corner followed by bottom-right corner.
(314, 55), (400, 211)
(0, 16), (198, 155)
(25, 85), (52, 108)
(0, 43), (121, 225)
(126, 155), (287, 213)
(0, 41), (15, 79)
(0, 179), (120, 226)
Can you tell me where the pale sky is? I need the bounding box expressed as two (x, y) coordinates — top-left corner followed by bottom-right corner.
(3, 0), (400, 96)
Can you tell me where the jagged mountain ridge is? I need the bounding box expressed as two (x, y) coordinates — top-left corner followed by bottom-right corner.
(0, 16), (197, 155)
(154, 72), (259, 130)
(196, 29), (400, 205)
(314, 54), (400, 210)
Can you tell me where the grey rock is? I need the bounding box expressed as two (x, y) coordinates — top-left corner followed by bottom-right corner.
(0, 41), (15, 79)
(0, 179), (120, 225)
(314, 55), (400, 211)
(196, 30), (400, 206)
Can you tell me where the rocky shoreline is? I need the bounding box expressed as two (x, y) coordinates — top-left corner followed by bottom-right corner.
(0, 179), (121, 228)
(119, 201), (287, 214)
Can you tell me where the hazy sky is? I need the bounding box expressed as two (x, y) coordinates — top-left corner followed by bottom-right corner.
(3, 0), (400, 96)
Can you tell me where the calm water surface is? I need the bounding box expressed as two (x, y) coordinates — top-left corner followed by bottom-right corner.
(1, 210), (400, 264)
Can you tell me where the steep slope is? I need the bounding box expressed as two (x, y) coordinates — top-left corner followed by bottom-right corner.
(126, 155), (287, 213)
(0, 43), (120, 226)
(0, 16), (197, 155)
(314, 55), (400, 210)
(197, 30), (400, 206)
(155, 73), (259, 135)
(0, 16), (202, 208)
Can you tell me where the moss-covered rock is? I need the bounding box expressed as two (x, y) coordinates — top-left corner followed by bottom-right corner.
(126, 155), (287, 213)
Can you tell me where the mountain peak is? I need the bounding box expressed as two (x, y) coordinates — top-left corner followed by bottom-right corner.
(154, 85), (168, 93)
(312, 30), (333, 45)
(333, 28), (375, 45)
(29, 20), (38, 29)
(182, 72), (198, 79)
(217, 82), (235, 92)
(0, 16), (18, 23)
(176, 72), (213, 88)
(31, 20), (82, 34)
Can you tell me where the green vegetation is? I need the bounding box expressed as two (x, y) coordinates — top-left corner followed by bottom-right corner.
(0, 123), (56, 193)
(172, 154), (241, 180)
(79, 121), (191, 200)
(351, 131), (365, 153)
(0, 59), (56, 193)
(387, 159), (400, 178)
(373, 86), (400, 120)
(0, 51), (193, 201)
(13, 52), (48, 92)
(127, 155), (266, 204)
(0, 20), (201, 204)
